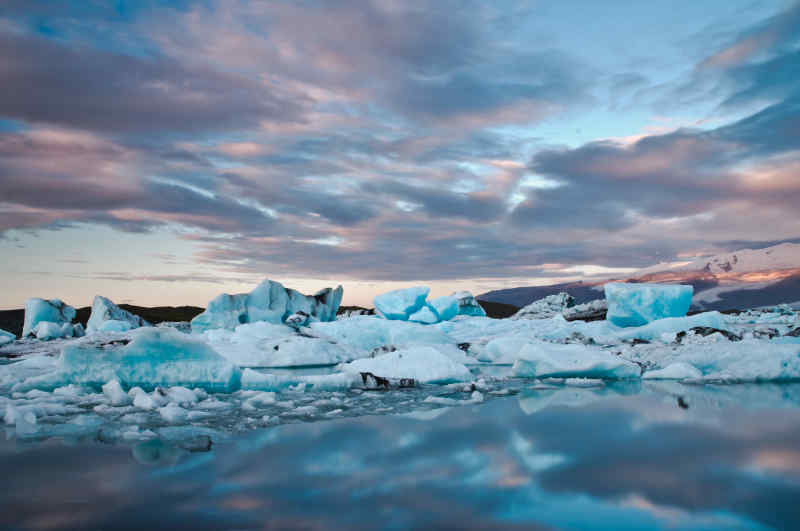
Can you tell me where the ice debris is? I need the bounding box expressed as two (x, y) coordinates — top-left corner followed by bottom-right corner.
(191, 279), (343, 332)
(87, 296), (150, 333)
(604, 282), (693, 327)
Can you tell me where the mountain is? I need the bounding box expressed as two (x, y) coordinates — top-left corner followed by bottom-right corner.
(479, 243), (800, 311)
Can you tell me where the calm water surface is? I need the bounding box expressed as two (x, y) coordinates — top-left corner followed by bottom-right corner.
(2, 384), (800, 530)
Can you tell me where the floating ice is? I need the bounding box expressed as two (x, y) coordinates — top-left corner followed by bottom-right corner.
(310, 315), (451, 353)
(102, 379), (132, 406)
(643, 362), (702, 380)
(210, 327), (353, 367)
(18, 328), (242, 393)
(408, 305), (439, 324)
(87, 296), (150, 333)
(0, 328), (15, 346)
(512, 293), (574, 320)
(32, 321), (78, 340)
(604, 282), (693, 327)
(429, 295), (459, 322)
(373, 286), (430, 320)
(341, 346), (472, 383)
(512, 342), (641, 379)
(191, 279), (342, 332)
(22, 298), (76, 338)
(453, 291), (487, 317)
(615, 311), (728, 342)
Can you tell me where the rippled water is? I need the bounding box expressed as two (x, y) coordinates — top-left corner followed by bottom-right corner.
(2, 383), (800, 530)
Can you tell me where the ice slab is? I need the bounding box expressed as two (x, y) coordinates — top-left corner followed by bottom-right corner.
(310, 315), (451, 353)
(191, 279), (342, 332)
(512, 342), (641, 379)
(643, 362), (702, 380)
(615, 311), (728, 342)
(19, 328), (242, 393)
(341, 346), (472, 383)
(373, 286), (430, 320)
(604, 282), (693, 327)
(22, 298), (76, 338)
(87, 296), (150, 333)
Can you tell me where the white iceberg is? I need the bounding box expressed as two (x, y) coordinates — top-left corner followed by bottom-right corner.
(32, 321), (78, 340)
(191, 279), (342, 332)
(373, 286), (430, 320)
(22, 298), (76, 338)
(614, 311), (728, 342)
(86, 296), (150, 333)
(341, 346), (472, 383)
(604, 282), (693, 327)
(512, 342), (640, 379)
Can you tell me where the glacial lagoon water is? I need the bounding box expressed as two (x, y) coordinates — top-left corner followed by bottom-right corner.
(2, 382), (800, 530)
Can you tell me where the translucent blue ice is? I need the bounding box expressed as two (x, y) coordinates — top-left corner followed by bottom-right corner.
(373, 286), (430, 320)
(604, 282), (693, 327)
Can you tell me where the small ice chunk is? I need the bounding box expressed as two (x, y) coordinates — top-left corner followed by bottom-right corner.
(604, 282), (693, 327)
(102, 379), (131, 406)
(159, 403), (189, 423)
(643, 362), (702, 380)
(373, 287), (430, 320)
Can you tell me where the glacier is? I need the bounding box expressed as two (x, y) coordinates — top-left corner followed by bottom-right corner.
(604, 282), (693, 327)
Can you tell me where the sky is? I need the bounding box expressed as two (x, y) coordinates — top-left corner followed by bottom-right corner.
(1, 0), (799, 309)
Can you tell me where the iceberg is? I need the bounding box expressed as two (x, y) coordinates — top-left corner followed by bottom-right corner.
(373, 286), (430, 320)
(191, 279), (343, 332)
(86, 296), (150, 333)
(22, 298), (76, 338)
(512, 342), (641, 379)
(32, 321), (77, 340)
(0, 328), (16, 346)
(428, 295), (459, 322)
(341, 346), (472, 383)
(51, 328), (241, 392)
(452, 291), (486, 317)
(512, 293), (574, 320)
(408, 305), (439, 324)
(614, 311), (728, 342)
(604, 282), (693, 327)
(310, 315), (451, 353)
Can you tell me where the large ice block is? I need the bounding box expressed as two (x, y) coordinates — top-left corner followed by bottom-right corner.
(373, 286), (430, 320)
(22, 298), (76, 338)
(604, 282), (693, 327)
(87, 295), (150, 333)
(340, 346), (472, 383)
(191, 279), (343, 332)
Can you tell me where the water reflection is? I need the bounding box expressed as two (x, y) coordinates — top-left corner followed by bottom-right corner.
(2, 385), (800, 530)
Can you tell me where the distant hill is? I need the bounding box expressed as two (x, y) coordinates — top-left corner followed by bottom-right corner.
(479, 243), (800, 311)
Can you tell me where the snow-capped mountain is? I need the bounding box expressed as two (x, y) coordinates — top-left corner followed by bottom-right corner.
(480, 243), (800, 311)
